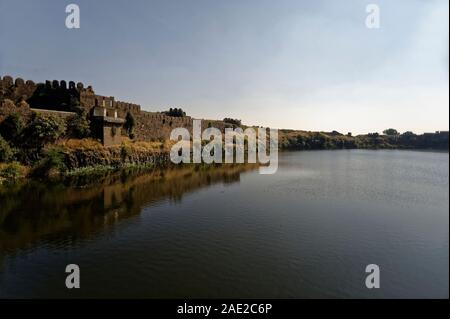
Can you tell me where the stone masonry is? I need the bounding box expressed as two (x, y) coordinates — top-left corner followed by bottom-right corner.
(0, 75), (235, 144)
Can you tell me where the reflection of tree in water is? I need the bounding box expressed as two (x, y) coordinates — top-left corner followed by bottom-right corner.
(0, 164), (257, 254)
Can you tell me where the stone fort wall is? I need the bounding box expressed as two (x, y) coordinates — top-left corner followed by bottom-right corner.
(0, 75), (37, 104)
(0, 75), (141, 115)
(0, 75), (233, 142)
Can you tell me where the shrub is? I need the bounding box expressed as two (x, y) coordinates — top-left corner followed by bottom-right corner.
(0, 135), (14, 162)
(31, 147), (67, 177)
(223, 118), (242, 126)
(383, 128), (399, 136)
(22, 114), (67, 151)
(58, 138), (103, 151)
(121, 144), (131, 161)
(124, 112), (136, 137)
(0, 162), (23, 180)
(0, 113), (25, 142)
(164, 108), (186, 117)
(67, 111), (91, 138)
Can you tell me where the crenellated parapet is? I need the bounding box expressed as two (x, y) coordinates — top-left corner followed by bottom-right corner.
(0, 75), (37, 103)
(0, 75), (14, 88)
(115, 100), (141, 115)
(0, 75), (142, 116)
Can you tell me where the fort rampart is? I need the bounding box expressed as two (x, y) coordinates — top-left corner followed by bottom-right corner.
(0, 75), (233, 143)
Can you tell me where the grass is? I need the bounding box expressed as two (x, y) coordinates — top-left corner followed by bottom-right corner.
(0, 162), (29, 181)
(64, 162), (157, 177)
(58, 138), (105, 151)
(58, 138), (172, 153)
(64, 165), (117, 177)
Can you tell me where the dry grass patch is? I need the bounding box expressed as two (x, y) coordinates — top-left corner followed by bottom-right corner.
(58, 138), (174, 154)
(58, 138), (104, 151)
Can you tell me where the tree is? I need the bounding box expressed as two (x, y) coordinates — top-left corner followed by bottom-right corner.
(0, 113), (25, 143)
(0, 135), (14, 162)
(22, 114), (67, 151)
(383, 128), (399, 136)
(30, 146), (67, 177)
(164, 108), (186, 117)
(399, 131), (417, 146)
(124, 112), (136, 138)
(223, 118), (242, 126)
(67, 111), (90, 138)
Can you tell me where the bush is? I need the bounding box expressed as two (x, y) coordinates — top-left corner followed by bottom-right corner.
(0, 135), (14, 162)
(22, 114), (67, 151)
(124, 112), (136, 137)
(164, 108), (186, 117)
(0, 113), (25, 143)
(67, 111), (91, 138)
(0, 162), (23, 180)
(223, 118), (242, 126)
(121, 144), (131, 161)
(31, 147), (67, 177)
(383, 128), (399, 136)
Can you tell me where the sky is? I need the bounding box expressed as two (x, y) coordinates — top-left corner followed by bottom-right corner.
(0, 0), (448, 134)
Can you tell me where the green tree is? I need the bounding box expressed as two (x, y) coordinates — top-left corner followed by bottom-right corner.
(383, 128), (399, 136)
(0, 162), (22, 179)
(124, 112), (136, 137)
(223, 118), (242, 126)
(0, 113), (25, 143)
(0, 135), (14, 162)
(31, 146), (67, 177)
(21, 114), (67, 154)
(67, 111), (91, 138)
(399, 131), (417, 146)
(164, 108), (186, 117)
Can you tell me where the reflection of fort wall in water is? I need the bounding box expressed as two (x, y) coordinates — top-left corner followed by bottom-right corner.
(0, 164), (257, 254)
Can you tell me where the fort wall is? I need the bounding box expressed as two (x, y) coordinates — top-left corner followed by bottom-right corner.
(0, 76), (142, 116)
(132, 111), (232, 142)
(31, 108), (76, 119)
(1, 75), (233, 143)
(0, 76), (37, 104)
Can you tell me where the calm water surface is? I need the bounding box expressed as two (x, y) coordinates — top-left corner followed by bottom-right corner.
(0, 150), (448, 298)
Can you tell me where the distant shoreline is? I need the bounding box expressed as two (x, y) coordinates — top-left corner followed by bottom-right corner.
(1, 146), (448, 184)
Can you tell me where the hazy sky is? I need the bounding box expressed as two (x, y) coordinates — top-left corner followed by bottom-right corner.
(0, 0), (448, 133)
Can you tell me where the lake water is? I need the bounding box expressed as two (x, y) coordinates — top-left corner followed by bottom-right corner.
(0, 150), (448, 298)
